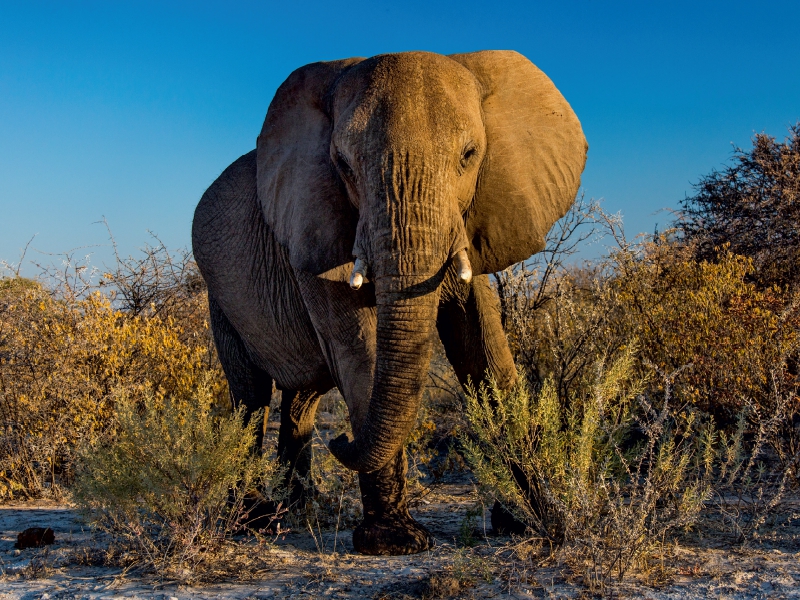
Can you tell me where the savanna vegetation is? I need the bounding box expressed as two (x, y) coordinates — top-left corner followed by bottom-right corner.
(2, 123), (799, 591)
(466, 123), (800, 590)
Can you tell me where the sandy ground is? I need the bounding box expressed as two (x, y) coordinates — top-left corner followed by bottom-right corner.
(3, 478), (800, 599)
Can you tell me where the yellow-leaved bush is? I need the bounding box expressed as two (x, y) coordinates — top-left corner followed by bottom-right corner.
(503, 240), (800, 422)
(611, 243), (800, 419)
(0, 275), (226, 499)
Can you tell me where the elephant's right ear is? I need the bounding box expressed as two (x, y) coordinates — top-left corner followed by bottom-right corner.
(257, 58), (364, 278)
(449, 51), (588, 275)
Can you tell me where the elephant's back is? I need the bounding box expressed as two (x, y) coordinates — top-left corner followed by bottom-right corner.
(192, 150), (258, 267)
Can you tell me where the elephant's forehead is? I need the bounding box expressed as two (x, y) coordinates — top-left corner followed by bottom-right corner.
(334, 53), (482, 143)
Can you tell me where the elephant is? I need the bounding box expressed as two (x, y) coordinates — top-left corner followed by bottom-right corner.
(191, 50), (587, 555)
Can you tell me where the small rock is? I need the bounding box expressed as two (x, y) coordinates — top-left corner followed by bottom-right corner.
(15, 527), (55, 549)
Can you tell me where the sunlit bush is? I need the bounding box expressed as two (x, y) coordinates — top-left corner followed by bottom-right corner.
(500, 232), (800, 423)
(0, 247), (225, 500)
(73, 381), (283, 579)
(612, 242), (800, 420)
(462, 350), (714, 591)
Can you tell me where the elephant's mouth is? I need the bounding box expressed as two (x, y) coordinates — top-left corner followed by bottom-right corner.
(350, 249), (471, 290)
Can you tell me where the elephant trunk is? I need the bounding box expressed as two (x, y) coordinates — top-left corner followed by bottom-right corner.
(329, 282), (440, 473)
(330, 152), (459, 473)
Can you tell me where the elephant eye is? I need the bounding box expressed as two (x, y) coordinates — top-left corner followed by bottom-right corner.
(336, 152), (356, 181)
(460, 145), (477, 170)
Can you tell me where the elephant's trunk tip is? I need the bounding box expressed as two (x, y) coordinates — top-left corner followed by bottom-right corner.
(454, 249), (472, 284)
(350, 257), (369, 290)
(329, 432), (385, 473)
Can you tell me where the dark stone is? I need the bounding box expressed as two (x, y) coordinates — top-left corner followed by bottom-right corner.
(15, 527), (55, 549)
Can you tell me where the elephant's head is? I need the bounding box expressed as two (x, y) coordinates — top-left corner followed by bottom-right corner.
(257, 51), (587, 473)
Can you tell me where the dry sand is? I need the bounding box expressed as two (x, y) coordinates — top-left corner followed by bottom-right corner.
(3, 479), (800, 599)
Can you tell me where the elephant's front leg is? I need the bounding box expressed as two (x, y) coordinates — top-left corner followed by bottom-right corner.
(353, 448), (432, 555)
(278, 388), (323, 508)
(438, 273), (522, 535)
(292, 269), (431, 554)
(437, 273), (517, 390)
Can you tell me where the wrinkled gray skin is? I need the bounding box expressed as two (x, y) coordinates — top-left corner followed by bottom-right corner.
(192, 50), (587, 555)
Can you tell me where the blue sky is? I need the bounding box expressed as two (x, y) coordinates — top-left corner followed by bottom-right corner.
(1, 1), (798, 271)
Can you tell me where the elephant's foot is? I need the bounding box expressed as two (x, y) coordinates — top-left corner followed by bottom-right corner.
(353, 511), (432, 555)
(240, 490), (288, 533)
(353, 449), (432, 555)
(490, 499), (527, 536)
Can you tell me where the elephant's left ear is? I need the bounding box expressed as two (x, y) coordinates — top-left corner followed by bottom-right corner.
(449, 51), (588, 274)
(257, 58), (364, 279)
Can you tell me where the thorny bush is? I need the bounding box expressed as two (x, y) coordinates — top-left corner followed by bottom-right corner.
(462, 351), (714, 592)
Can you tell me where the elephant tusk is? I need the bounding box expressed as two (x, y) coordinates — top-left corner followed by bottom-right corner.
(453, 249), (472, 284)
(350, 257), (368, 290)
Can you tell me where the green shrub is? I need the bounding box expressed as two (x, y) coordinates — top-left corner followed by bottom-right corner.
(73, 379), (283, 579)
(462, 349), (715, 591)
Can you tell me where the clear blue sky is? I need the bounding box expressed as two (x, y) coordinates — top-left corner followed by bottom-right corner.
(1, 1), (798, 272)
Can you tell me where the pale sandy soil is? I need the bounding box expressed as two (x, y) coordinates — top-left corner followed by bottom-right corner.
(3, 479), (800, 599)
